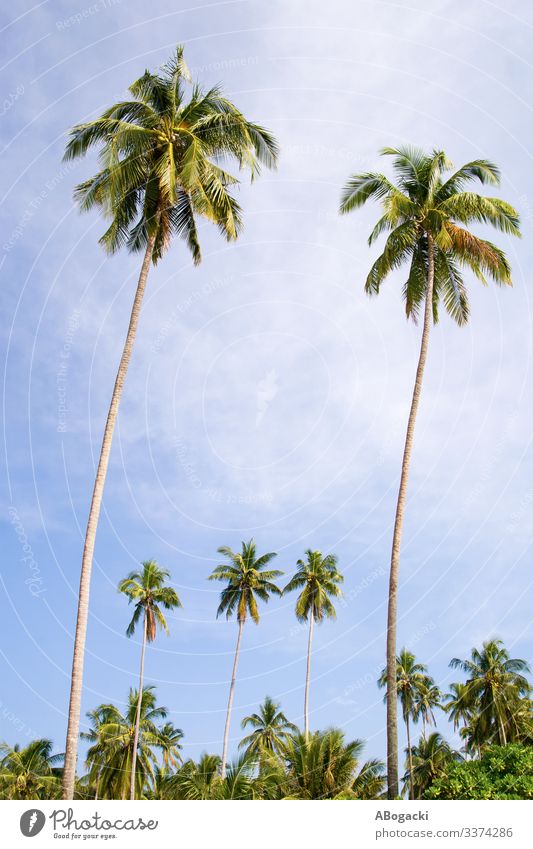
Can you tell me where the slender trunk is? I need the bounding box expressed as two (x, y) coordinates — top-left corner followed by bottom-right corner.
(130, 611), (147, 800)
(423, 713), (427, 740)
(304, 610), (314, 740)
(498, 715), (507, 746)
(61, 234), (156, 800)
(406, 714), (414, 800)
(386, 235), (435, 799)
(221, 619), (244, 779)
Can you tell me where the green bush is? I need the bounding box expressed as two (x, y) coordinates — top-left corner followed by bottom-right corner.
(425, 744), (533, 800)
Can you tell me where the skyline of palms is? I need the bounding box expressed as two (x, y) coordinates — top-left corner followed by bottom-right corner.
(340, 146), (521, 797)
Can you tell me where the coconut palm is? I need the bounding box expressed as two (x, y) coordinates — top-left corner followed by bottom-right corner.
(351, 758), (387, 800)
(283, 550), (343, 739)
(61, 47), (279, 799)
(414, 678), (442, 739)
(85, 686), (168, 800)
(379, 649), (429, 799)
(450, 639), (531, 748)
(164, 753), (222, 800)
(118, 559), (182, 799)
(208, 540), (283, 778)
(283, 728), (365, 799)
(340, 147), (520, 796)
(239, 696), (298, 760)
(80, 705), (117, 798)
(158, 722), (184, 771)
(0, 739), (63, 800)
(406, 732), (460, 799)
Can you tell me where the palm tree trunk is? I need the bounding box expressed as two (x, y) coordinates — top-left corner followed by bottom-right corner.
(61, 233), (156, 800)
(130, 611), (147, 800)
(386, 235), (435, 799)
(304, 609), (314, 740)
(406, 714), (414, 800)
(221, 619), (244, 779)
(423, 714), (427, 740)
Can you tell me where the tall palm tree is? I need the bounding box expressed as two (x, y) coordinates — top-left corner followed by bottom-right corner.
(406, 732), (460, 799)
(158, 722), (184, 771)
(118, 559), (182, 800)
(239, 696), (298, 760)
(61, 47), (279, 800)
(414, 678), (442, 739)
(0, 739), (63, 800)
(283, 550), (343, 739)
(85, 686), (168, 799)
(340, 147), (520, 796)
(208, 539), (283, 778)
(378, 648), (429, 799)
(450, 639), (531, 748)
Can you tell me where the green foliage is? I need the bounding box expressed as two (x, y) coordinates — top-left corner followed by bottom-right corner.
(425, 745), (533, 800)
(340, 146), (520, 325)
(240, 696), (298, 758)
(448, 639), (532, 752)
(81, 686), (180, 800)
(208, 539), (283, 623)
(64, 45), (279, 264)
(118, 559), (182, 642)
(284, 550), (344, 622)
(0, 739), (63, 800)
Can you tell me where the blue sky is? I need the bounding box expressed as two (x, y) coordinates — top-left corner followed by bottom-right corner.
(1, 0), (533, 770)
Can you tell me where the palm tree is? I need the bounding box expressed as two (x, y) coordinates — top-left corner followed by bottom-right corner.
(378, 648), (429, 799)
(85, 686), (168, 799)
(165, 753), (222, 800)
(340, 147), (520, 796)
(158, 722), (184, 771)
(351, 758), (387, 800)
(61, 46), (279, 800)
(283, 728), (365, 799)
(414, 678), (442, 739)
(239, 696), (298, 760)
(0, 739), (63, 800)
(450, 639), (531, 748)
(406, 732), (460, 799)
(118, 559), (181, 799)
(208, 539), (283, 778)
(283, 550), (343, 739)
(80, 705), (117, 798)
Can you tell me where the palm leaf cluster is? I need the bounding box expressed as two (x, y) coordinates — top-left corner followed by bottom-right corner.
(64, 47), (278, 265)
(340, 146), (519, 325)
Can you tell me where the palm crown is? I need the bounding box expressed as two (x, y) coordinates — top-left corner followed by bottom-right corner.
(239, 696), (298, 756)
(378, 648), (431, 721)
(449, 638), (531, 746)
(64, 46), (279, 264)
(284, 550), (343, 622)
(118, 559), (182, 642)
(339, 146), (520, 324)
(209, 540), (283, 623)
